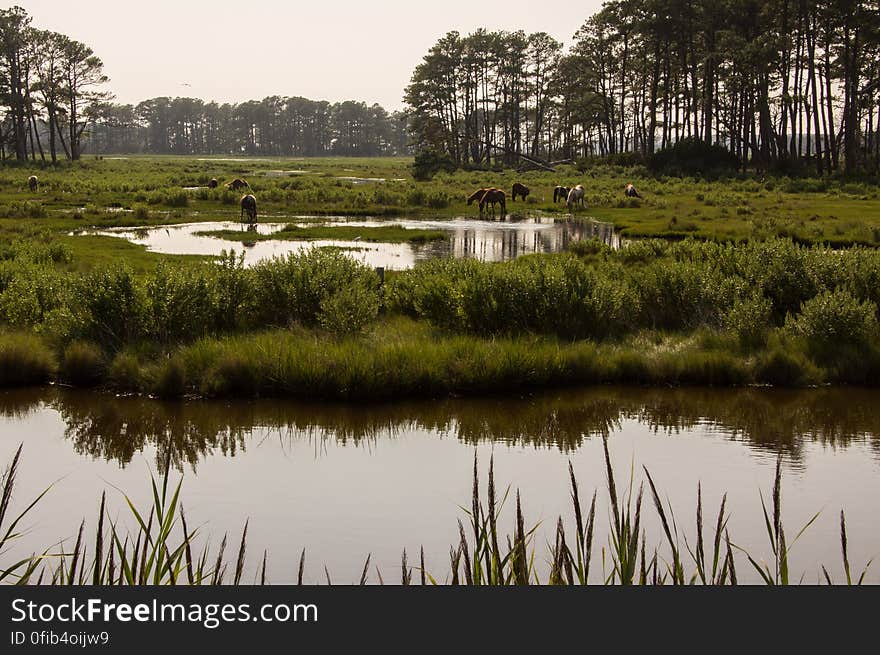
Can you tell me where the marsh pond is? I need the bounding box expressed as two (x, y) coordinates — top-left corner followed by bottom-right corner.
(2, 386), (879, 583)
(81, 216), (619, 268)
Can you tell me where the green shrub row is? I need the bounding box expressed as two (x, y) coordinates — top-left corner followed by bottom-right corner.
(0, 249), (381, 348)
(389, 238), (880, 351)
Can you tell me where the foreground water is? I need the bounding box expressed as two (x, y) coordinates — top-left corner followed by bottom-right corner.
(82, 216), (618, 268)
(2, 386), (879, 584)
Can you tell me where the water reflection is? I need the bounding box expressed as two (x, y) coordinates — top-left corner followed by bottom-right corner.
(3, 387), (879, 472)
(79, 216), (618, 269)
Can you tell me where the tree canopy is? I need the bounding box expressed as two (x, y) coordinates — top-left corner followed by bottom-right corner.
(405, 0), (880, 175)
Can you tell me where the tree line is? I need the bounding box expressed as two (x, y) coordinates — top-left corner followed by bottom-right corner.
(0, 5), (408, 160)
(87, 97), (408, 157)
(405, 0), (880, 175)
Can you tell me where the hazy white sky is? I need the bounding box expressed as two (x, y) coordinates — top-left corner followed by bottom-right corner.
(16, 0), (604, 110)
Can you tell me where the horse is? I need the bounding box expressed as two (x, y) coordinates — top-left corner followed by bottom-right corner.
(479, 189), (506, 217)
(226, 178), (250, 192)
(208, 178), (219, 189)
(566, 185), (585, 212)
(624, 183), (643, 199)
(511, 182), (530, 202)
(553, 186), (570, 203)
(467, 188), (491, 205)
(28, 175), (38, 192)
(240, 194), (257, 224)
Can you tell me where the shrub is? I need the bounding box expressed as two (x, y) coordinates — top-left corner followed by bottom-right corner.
(251, 249), (379, 329)
(648, 137), (740, 177)
(633, 259), (722, 330)
(319, 286), (380, 335)
(391, 256), (632, 339)
(145, 263), (216, 342)
(725, 293), (772, 349)
(210, 252), (252, 332)
(61, 266), (146, 348)
(0, 263), (65, 328)
(737, 240), (818, 322)
(786, 289), (878, 351)
(412, 149), (456, 181)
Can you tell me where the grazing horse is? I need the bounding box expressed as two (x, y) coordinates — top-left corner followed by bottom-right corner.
(553, 186), (570, 203)
(467, 188), (491, 206)
(208, 178), (219, 189)
(240, 194), (257, 224)
(566, 184), (585, 212)
(511, 182), (530, 202)
(479, 189), (506, 217)
(226, 178), (250, 192)
(28, 175), (38, 192)
(624, 183), (643, 199)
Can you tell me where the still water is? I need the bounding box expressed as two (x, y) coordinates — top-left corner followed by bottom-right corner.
(1, 386), (879, 584)
(82, 216), (618, 269)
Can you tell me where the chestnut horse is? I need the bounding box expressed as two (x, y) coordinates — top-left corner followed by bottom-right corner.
(467, 188), (491, 205)
(226, 178), (250, 192)
(479, 189), (506, 216)
(511, 182), (529, 201)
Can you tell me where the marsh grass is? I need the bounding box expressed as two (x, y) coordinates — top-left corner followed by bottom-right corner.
(0, 332), (55, 387)
(59, 341), (106, 387)
(0, 317), (873, 399)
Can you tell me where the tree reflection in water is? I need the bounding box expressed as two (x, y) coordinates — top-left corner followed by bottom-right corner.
(1, 386), (878, 472)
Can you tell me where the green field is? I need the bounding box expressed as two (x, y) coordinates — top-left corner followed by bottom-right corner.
(2, 156), (880, 268)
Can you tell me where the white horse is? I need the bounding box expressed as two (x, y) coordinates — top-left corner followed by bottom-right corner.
(566, 184), (585, 212)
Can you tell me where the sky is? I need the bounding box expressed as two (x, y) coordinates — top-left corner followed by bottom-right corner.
(16, 0), (604, 111)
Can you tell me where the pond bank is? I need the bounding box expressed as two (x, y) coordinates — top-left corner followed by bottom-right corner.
(1, 318), (876, 400)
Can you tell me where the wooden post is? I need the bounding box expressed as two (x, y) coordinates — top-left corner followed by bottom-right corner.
(375, 267), (385, 284)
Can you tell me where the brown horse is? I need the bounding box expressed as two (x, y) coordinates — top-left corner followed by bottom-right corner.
(226, 178), (250, 192)
(511, 182), (530, 201)
(208, 178), (219, 189)
(28, 175), (38, 192)
(467, 188), (491, 205)
(479, 189), (506, 216)
(624, 183), (643, 199)
(553, 186), (570, 203)
(240, 194), (257, 223)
